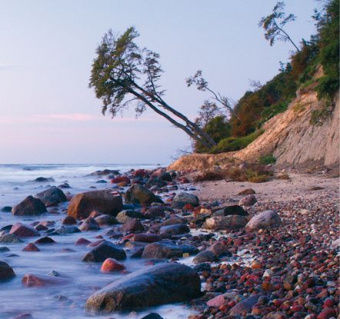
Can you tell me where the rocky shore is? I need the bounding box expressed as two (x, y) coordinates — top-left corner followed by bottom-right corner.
(0, 167), (339, 319)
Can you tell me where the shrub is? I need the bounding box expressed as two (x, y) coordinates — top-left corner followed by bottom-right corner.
(226, 164), (273, 183)
(212, 130), (264, 154)
(193, 170), (228, 182)
(259, 154), (276, 165)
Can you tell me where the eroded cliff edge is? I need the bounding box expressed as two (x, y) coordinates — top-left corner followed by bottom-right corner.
(169, 89), (339, 171)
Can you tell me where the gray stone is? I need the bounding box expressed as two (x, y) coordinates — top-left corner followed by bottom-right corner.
(125, 184), (163, 205)
(246, 210), (281, 231)
(35, 186), (67, 207)
(203, 215), (249, 231)
(86, 263), (201, 312)
(171, 192), (199, 209)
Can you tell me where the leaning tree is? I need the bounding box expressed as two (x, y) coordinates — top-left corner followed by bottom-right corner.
(89, 27), (216, 149)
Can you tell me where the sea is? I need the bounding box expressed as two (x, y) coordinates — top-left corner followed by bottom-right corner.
(0, 163), (199, 319)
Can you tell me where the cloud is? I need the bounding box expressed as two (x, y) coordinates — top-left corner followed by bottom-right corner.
(0, 113), (162, 125)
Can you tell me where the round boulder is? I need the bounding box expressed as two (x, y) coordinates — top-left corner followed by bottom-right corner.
(35, 186), (67, 207)
(86, 263), (201, 312)
(246, 210), (281, 231)
(67, 190), (123, 220)
(171, 192), (199, 209)
(12, 196), (47, 216)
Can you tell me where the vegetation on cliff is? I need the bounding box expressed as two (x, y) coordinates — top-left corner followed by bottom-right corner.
(193, 0), (339, 154)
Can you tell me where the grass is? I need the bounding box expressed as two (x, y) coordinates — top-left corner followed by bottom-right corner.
(211, 130), (264, 154)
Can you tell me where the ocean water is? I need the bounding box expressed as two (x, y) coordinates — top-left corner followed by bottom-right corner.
(0, 163), (198, 319)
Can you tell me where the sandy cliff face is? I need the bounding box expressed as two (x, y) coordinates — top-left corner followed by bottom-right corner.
(169, 90), (339, 171)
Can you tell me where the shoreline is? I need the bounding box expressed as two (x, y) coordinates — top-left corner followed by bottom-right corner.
(0, 166), (339, 319)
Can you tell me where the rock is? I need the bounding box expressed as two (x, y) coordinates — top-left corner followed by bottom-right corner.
(9, 223), (40, 237)
(67, 190), (123, 219)
(206, 294), (225, 307)
(110, 176), (130, 184)
(144, 206), (173, 219)
(12, 313), (34, 319)
(12, 196), (47, 216)
(125, 184), (163, 205)
(100, 258), (126, 272)
(330, 238), (340, 250)
(159, 224), (190, 238)
(62, 216), (77, 225)
(0, 233), (23, 243)
(229, 295), (261, 315)
(132, 233), (161, 243)
(0, 247), (10, 252)
(141, 314), (164, 319)
(212, 205), (249, 217)
(238, 188), (256, 195)
(86, 263), (201, 312)
(246, 210), (281, 231)
(79, 217), (100, 231)
(171, 192), (199, 209)
(22, 243), (40, 252)
(34, 237), (56, 245)
(121, 218), (145, 233)
(32, 177), (55, 183)
(116, 210), (145, 224)
(1, 206), (12, 212)
(22, 273), (68, 287)
(208, 241), (230, 257)
(52, 225), (80, 235)
(161, 216), (186, 227)
(0, 260), (16, 280)
(239, 194), (257, 207)
(35, 186), (67, 207)
(95, 214), (118, 226)
(75, 238), (91, 245)
(193, 250), (218, 264)
(82, 241), (126, 262)
(142, 242), (198, 259)
(203, 215), (248, 231)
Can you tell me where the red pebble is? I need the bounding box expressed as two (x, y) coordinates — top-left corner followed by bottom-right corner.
(100, 258), (126, 272)
(75, 238), (91, 245)
(323, 298), (334, 308)
(22, 243), (40, 252)
(317, 307), (336, 319)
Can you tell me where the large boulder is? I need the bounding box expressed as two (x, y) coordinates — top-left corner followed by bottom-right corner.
(246, 210), (281, 231)
(35, 186), (67, 207)
(12, 196), (47, 216)
(86, 263), (201, 312)
(67, 190), (123, 220)
(82, 241), (126, 262)
(171, 192), (199, 209)
(203, 215), (249, 231)
(125, 184), (163, 205)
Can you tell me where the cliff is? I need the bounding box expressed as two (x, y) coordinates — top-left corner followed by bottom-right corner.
(168, 89), (339, 171)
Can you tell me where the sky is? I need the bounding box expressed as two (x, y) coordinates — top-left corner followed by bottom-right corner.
(0, 0), (318, 165)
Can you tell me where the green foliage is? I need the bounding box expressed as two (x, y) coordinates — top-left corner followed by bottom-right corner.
(259, 154), (277, 165)
(315, 0), (339, 100)
(194, 115), (231, 153)
(259, 1), (299, 51)
(211, 130), (264, 154)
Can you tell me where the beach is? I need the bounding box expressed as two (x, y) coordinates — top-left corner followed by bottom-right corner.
(0, 165), (339, 319)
